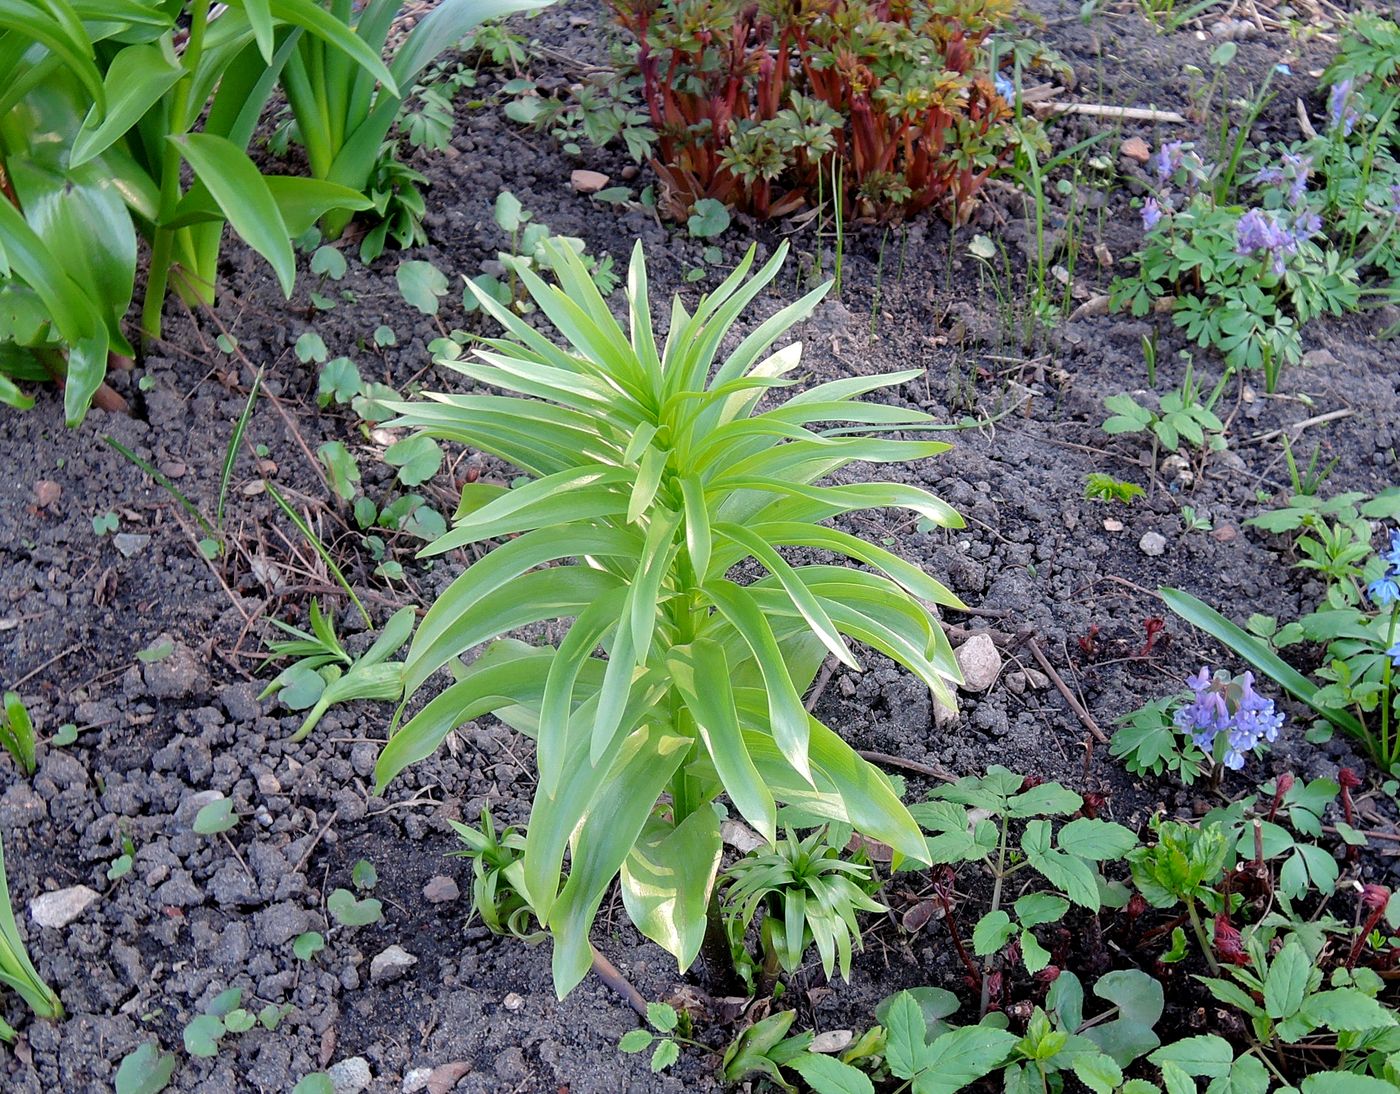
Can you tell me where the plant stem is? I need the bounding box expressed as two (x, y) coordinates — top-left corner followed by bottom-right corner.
(1382, 607), (1397, 767)
(978, 818), (1009, 1018)
(1185, 897), (1220, 976)
(141, 0), (211, 343)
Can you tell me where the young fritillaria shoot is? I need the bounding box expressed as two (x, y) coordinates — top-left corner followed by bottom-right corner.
(374, 239), (965, 994)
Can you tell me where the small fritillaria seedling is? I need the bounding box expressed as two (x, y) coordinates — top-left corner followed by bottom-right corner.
(721, 825), (884, 994)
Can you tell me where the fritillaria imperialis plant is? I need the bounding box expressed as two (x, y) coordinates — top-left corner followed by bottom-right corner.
(611, 0), (1018, 220)
(376, 239), (964, 994)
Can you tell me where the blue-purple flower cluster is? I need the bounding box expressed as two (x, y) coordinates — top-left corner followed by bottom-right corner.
(1138, 141), (1205, 231)
(1174, 667), (1285, 770)
(1328, 79), (1359, 137)
(1236, 151), (1321, 275)
(1368, 528), (1400, 608)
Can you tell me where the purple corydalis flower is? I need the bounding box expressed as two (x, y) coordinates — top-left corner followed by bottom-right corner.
(1282, 152), (1312, 207)
(1175, 668), (1284, 770)
(1153, 141), (1184, 184)
(1388, 640), (1400, 669)
(1329, 79), (1358, 136)
(1142, 196), (1163, 231)
(1236, 209), (1295, 274)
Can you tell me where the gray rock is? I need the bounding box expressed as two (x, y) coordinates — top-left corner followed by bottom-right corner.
(1139, 531), (1168, 557)
(327, 1056), (372, 1094)
(141, 641), (209, 699)
(403, 1068), (433, 1093)
(256, 901), (311, 947)
(422, 876), (459, 904)
(954, 634), (1002, 693)
(112, 533), (151, 558)
(369, 945), (417, 984)
(30, 885), (100, 928)
(175, 789), (224, 826)
(219, 684), (263, 723)
(153, 870), (202, 907)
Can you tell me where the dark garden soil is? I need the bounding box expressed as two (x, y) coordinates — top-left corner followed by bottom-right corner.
(2, 1), (1398, 1091)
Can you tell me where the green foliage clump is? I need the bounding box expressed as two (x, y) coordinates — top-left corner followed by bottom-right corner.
(376, 238), (965, 996)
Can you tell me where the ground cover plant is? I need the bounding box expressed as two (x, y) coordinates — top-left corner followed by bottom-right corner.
(1, 0), (1400, 1091)
(602, 0), (1024, 221)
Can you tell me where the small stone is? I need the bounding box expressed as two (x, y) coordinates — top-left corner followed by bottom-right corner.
(327, 1056), (372, 1094)
(1139, 531), (1168, 557)
(1120, 136), (1150, 163)
(954, 634), (1002, 693)
(503, 992), (524, 1012)
(1021, 668), (1049, 690)
(569, 169), (609, 194)
(1211, 524), (1239, 544)
(141, 641), (208, 699)
(256, 770), (282, 796)
(1103, 518), (1124, 532)
(112, 533), (151, 559)
(934, 697), (960, 730)
(422, 876), (459, 904)
(370, 945), (418, 984)
(176, 789), (225, 825)
(1005, 671), (1027, 696)
(30, 885), (100, 928)
(1302, 348), (1340, 369)
(33, 480), (60, 508)
(426, 1062), (472, 1093)
(810, 1030), (854, 1053)
(403, 1069), (433, 1094)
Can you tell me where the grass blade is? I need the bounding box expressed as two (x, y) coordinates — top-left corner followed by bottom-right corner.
(264, 481), (370, 627)
(103, 435), (212, 534)
(218, 366), (262, 530)
(1159, 587), (1365, 738)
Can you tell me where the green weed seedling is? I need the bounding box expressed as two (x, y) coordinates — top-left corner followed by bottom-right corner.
(0, 692), (37, 776)
(0, 833), (63, 1038)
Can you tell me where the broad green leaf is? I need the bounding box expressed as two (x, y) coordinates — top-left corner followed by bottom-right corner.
(72, 44), (183, 166)
(1015, 892), (1069, 927)
(912, 1024), (1019, 1094)
(1263, 941), (1311, 1020)
(1023, 820), (1100, 909)
(385, 435), (442, 486)
(620, 807), (722, 970)
(1057, 818), (1138, 859)
(547, 725), (690, 995)
(172, 134), (294, 296)
(396, 260), (448, 315)
(973, 910), (1016, 956)
(883, 991), (929, 1080)
(670, 641), (776, 842)
(1148, 1035), (1233, 1077)
(114, 1042), (176, 1094)
(789, 1053), (876, 1094)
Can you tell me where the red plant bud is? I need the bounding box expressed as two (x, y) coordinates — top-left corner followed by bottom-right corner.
(1275, 773), (1294, 794)
(1339, 768), (1362, 789)
(1080, 792), (1106, 819)
(1213, 917), (1249, 966)
(1363, 885), (1391, 914)
(1125, 893), (1149, 919)
(1035, 966), (1061, 984)
(464, 464), (480, 484)
(1019, 774), (1044, 793)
